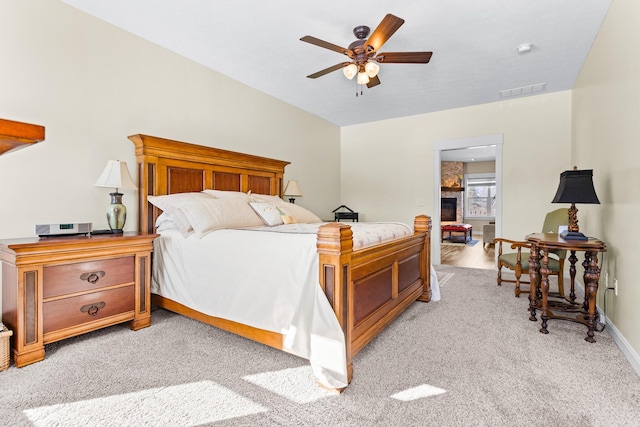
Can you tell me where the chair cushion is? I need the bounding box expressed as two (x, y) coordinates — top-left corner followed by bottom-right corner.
(498, 253), (561, 272)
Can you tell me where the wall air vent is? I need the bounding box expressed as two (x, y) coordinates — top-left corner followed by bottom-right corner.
(498, 83), (547, 98)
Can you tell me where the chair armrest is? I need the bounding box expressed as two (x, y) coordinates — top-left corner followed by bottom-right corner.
(494, 237), (532, 260)
(493, 238), (531, 250)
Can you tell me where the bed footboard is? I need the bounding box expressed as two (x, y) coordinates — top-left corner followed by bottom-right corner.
(317, 215), (432, 384)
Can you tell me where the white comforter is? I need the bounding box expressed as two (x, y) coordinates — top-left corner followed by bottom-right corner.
(152, 225), (440, 389)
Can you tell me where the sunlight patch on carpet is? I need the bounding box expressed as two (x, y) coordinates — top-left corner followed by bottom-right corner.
(391, 384), (447, 401)
(437, 272), (455, 286)
(244, 366), (335, 403)
(23, 381), (267, 426)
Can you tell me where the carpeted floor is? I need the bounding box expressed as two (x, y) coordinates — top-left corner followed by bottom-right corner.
(0, 266), (638, 426)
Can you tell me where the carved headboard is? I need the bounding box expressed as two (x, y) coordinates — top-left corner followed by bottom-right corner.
(128, 134), (290, 234)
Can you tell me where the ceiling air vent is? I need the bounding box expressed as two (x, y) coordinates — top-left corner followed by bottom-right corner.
(498, 83), (547, 98)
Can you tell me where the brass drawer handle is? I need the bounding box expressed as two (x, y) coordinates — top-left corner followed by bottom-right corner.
(80, 301), (106, 316)
(80, 271), (105, 284)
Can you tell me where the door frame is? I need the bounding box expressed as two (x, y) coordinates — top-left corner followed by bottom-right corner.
(433, 134), (503, 265)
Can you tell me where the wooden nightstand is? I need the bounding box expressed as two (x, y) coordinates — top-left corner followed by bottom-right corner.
(0, 232), (158, 367)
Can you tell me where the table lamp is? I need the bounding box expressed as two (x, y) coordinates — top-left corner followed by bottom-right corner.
(551, 167), (600, 240)
(283, 180), (302, 204)
(94, 160), (137, 233)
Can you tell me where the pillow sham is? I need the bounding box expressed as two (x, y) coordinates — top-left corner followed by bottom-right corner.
(202, 189), (252, 201)
(278, 202), (322, 224)
(148, 192), (214, 235)
(177, 197), (263, 237)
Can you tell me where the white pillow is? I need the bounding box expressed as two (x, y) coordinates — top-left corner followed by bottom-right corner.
(155, 212), (177, 232)
(278, 202), (322, 224)
(249, 202), (285, 226)
(148, 192), (214, 235)
(202, 189), (252, 201)
(177, 197), (263, 237)
(251, 193), (321, 224)
(251, 193), (285, 204)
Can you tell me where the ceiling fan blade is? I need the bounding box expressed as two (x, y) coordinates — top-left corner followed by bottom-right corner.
(300, 35), (350, 56)
(306, 62), (351, 79)
(375, 51), (433, 63)
(365, 14), (405, 53)
(366, 75), (381, 88)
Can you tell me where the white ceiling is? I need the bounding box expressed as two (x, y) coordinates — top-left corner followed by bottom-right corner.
(62, 0), (611, 127)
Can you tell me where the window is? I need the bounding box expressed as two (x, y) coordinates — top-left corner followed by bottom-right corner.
(464, 173), (496, 219)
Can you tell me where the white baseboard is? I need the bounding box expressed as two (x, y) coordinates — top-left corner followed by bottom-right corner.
(598, 309), (640, 375)
(572, 278), (640, 376)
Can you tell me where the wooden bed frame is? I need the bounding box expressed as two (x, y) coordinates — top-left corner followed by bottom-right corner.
(129, 133), (432, 390)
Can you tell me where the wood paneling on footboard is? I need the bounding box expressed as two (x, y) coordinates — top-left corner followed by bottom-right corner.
(317, 215), (432, 379)
(354, 267), (393, 323)
(398, 254), (421, 293)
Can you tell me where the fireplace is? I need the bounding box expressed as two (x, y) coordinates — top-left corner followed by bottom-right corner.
(441, 197), (457, 222)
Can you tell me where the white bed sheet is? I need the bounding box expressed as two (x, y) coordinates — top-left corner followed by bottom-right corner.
(151, 225), (440, 389)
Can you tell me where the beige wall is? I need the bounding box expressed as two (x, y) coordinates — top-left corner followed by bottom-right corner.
(0, 1), (340, 309)
(572, 0), (640, 359)
(341, 91), (572, 243)
(0, 0), (341, 238)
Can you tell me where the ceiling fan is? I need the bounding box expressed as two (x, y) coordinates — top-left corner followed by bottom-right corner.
(300, 14), (433, 92)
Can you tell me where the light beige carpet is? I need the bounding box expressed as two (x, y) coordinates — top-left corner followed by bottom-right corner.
(0, 265), (638, 426)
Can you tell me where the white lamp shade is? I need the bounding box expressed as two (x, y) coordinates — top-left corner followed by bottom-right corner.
(343, 63), (358, 80)
(283, 180), (302, 197)
(94, 160), (137, 191)
(356, 72), (370, 85)
(365, 62), (380, 78)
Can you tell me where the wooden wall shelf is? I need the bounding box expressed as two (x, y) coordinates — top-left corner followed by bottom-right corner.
(0, 118), (45, 156)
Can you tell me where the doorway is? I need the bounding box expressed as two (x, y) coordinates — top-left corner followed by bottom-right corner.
(433, 134), (503, 268)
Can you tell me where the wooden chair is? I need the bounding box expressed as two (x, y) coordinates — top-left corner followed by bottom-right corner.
(495, 208), (568, 297)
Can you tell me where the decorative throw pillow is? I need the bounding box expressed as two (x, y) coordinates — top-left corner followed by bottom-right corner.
(250, 194), (321, 223)
(278, 202), (322, 224)
(249, 202), (285, 226)
(281, 215), (297, 224)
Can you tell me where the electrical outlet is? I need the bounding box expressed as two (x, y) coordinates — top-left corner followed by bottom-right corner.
(614, 279), (619, 296)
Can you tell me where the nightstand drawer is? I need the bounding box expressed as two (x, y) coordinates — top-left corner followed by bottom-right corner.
(43, 256), (135, 298)
(43, 285), (135, 334)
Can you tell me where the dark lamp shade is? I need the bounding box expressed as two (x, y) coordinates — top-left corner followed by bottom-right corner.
(551, 169), (600, 205)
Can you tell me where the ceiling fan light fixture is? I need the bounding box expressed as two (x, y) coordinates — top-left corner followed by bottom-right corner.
(357, 71), (370, 85)
(343, 63), (358, 80)
(364, 61), (380, 78)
